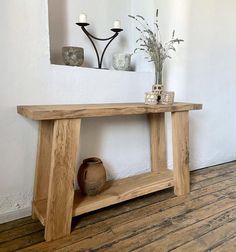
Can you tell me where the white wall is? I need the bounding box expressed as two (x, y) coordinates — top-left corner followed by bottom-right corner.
(153, 0), (236, 167)
(0, 0), (236, 223)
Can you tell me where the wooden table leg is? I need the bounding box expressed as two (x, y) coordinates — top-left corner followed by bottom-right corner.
(148, 113), (167, 173)
(32, 121), (54, 219)
(45, 119), (81, 241)
(172, 111), (190, 196)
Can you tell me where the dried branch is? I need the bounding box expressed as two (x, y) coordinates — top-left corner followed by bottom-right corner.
(128, 9), (184, 83)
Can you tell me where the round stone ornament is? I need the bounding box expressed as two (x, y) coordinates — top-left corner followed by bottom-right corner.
(62, 47), (84, 66)
(112, 53), (132, 71)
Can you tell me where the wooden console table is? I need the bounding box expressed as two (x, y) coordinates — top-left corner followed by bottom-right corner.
(17, 102), (202, 241)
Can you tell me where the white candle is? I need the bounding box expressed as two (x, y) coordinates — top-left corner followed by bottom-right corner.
(79, 13), (87, 23)
(113, 20), (121, 29)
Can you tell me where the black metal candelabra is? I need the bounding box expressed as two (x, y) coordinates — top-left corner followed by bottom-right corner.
(76, 22), (123, 69)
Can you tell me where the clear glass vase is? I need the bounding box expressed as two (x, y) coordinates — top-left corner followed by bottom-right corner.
(154, 65), (163, 103)
(154, 64), (163, 85)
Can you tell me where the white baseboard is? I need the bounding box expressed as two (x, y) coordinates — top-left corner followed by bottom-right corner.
(0, 207), (32, 224)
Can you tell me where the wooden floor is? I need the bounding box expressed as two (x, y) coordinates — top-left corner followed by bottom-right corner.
(1, 162), (236, 252)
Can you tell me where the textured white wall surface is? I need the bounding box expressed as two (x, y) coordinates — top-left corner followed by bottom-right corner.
(0, 0), (236, 223)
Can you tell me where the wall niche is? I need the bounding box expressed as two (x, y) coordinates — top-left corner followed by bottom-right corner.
(48, 0), (134, 70)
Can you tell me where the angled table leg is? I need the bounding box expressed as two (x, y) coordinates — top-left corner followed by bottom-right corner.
(172, 111), (190, 196)
(32, 121), (54, 219)
(45, 119), (81, 241)
(148, 113), (167, 173)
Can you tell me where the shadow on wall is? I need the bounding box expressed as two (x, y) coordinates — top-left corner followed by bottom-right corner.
(184, 0), (236, 100)
(48, 0), (68, 64)
(167, 0), (206, 169)
(75, 115), (150, 189)
(183, 0), (236, 168)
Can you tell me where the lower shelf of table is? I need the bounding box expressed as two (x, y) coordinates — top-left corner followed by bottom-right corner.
(33, 170), (174, 226)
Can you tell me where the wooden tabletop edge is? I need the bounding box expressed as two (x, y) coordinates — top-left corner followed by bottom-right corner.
(194, 104), (203, 110)
(16, 102), (203, 109)
(17, 106), (33, 119)
(17, 106), (23, 114)
(16, 102), (203, 120)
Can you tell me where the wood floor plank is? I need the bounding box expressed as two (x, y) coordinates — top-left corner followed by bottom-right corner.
(95, 190), (236, 252)
(43, 170), (236, 244)
(131, 207), (236, 252)
(0, 190), (173, 251)
(111, 185), (236, 234)
(0, 222), (43, 243)
(191, 161), (236, 175)
(211, 235), (236, 252)
(18, 174), (235, 251)
(2, 162), (236, 252)
(21, 180), (236, 252)
(191, 169), (236, 190)
(0, 217), (36, 233)
(0, 230), (44, 252)
(172, 219), (236, 252)
(191, 162), (236, 183)
(55, 198), (236, 252)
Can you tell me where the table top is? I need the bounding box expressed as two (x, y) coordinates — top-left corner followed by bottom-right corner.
(17, 102), (202, 121)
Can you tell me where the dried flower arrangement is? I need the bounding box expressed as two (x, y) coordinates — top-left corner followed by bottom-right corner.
(129, 9), (184, 85)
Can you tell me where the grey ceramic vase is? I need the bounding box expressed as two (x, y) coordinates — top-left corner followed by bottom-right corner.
(112, 53), (132, 71)
(62, 47), (84, 66)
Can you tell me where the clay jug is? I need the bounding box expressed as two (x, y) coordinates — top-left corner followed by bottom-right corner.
(78, 158), (106, 196)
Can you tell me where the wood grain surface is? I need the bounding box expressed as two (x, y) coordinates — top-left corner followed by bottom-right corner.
(16, 101), (203, 243)
(0, 162), (236, 251)
(32, 121), (54, 219)
(148, 113), (167, 172)
(172, 111), (190, 196)
(44, 119), (81, 241)
(17, 102), (202, 120)
(33, 170), (174, 226)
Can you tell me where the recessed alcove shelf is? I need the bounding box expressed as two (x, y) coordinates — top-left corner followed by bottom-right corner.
(47, 0), (152, 73)
(48, 0), (132, 69)
(51, 63), (146, 77)
(51, 63), (154, 76)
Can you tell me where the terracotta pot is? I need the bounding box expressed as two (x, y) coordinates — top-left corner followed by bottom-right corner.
(78, 158), (106, 196)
